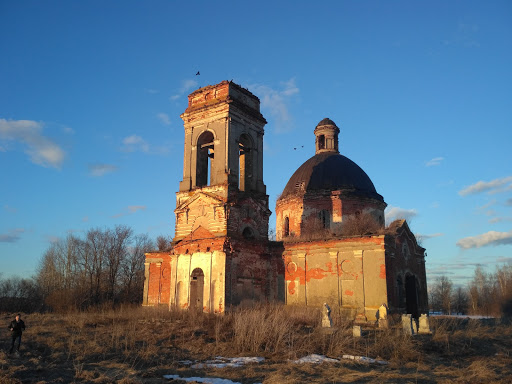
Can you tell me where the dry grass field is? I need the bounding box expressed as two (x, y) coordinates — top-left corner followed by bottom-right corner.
(1, 306), (511, 383)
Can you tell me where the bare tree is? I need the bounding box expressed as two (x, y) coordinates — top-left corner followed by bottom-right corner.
(339, 213), (383, 237)
(430, 275), (453, 314)
(156, 235), (173, 251)
(120, 233), (154, 303)
(105, 225), (133, 303)
(468, 266), (493, 315)
(0, 276), (42, 312)
(452, 286), (469, 315)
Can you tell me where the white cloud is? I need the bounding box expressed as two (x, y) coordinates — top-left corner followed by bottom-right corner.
(416, 233), (444, 242)
(62, 126), (74, 134)
(478, 199), (497, 210)
(157, 113), (171, 126)
(459, 176), (512, 196)
(456, 230), (512, 249)
(112, 205), (147, 218)
(122, 135), (150, 152)
(249, 78), (300, 133)
(88, 163), (118, 177)
(0, 228), (25, 243)
(489, 217), (512, 224)
(385, 205), (418, 223)
(0, 118), (66, 168)
(145, 88), (159, 94)
(170, 79), (199, 101)
(505, 198), (512, 207)
(128, 205), (146, 213)
(425, 157), (444, 167)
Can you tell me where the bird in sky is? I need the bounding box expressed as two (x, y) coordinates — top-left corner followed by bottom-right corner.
(196, 71), (200, 75)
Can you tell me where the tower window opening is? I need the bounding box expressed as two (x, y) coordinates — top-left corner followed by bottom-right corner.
(238, 134), (253, 192)
(284, 217), (290, 237)
(242, 227), (255, 239)
(196, 131), (215, 187)
(318, 135), (325, 150)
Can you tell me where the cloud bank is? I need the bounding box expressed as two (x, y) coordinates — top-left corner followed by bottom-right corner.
(112, 205), (147, 218)
(385, 205), (417, 223)
(0, 119), (66, 168)
(459, 176), (512, 196)
(157, 113), (171, 126)
(416, 233), (444, 242)
(88, 163), (118, 177)
(457, 230), (512, 249)
(425, 157), (444, 167)
(0, 228), (25, 243)
(249, 78), (299, 133)
(170, 79), (199, 101)
(122, 135), (150, 153)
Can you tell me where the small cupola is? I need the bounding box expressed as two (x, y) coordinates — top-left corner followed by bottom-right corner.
(314, 118), (340, 154)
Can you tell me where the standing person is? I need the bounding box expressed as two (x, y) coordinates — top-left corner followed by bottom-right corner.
(9, 314), (25, 355)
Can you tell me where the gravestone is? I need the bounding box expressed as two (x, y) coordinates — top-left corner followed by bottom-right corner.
(322, 303), (333, 328)
(401, 314), (414, 335)
(418, 314), (432, 334)
(377, 303), (389, 329)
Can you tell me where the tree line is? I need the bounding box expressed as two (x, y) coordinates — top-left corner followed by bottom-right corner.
(429, 264), (512, 317)
(0, 225), (172, 312)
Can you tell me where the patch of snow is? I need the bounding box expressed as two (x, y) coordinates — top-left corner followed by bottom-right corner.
(163, 375), (241, 384)
(191, 356), (264, 369)
(293, 354), (338, 364)
(342, 354), (388, 365)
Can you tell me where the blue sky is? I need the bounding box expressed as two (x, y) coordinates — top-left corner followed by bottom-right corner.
(1, 1), (511, 286)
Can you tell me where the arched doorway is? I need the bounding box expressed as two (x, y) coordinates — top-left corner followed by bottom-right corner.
(190, 268), (205, 311)
(405, 274), (419, 318)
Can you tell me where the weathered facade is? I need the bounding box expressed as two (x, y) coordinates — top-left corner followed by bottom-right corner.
(143, 80), (428, 321)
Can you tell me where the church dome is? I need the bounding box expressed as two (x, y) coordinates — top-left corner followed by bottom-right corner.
(279, 118), (383, 202)
(279, 152), (384, 201)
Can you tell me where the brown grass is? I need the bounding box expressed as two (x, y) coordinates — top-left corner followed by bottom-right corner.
(1, 308), (511, 383)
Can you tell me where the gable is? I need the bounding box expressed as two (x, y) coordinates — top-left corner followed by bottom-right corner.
(175, 191), (225, 212)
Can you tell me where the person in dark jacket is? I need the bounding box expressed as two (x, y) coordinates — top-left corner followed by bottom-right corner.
(9, 314), (25, 354)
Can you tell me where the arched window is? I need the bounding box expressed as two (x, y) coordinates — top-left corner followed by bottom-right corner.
(284, 217), (290, 237)
(196, 131), (214, 187)
(397, 275), (404, 307)
(238, 134), (253, 191)
(319, 210), (330, 229)
(318, 135), (325, 150)
(242, 226), (255, 239)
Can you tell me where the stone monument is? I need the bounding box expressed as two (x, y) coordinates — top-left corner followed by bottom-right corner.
(377, 303), (389, 328)
(418, 314), (432, 334)
(322, 303), (333, 328)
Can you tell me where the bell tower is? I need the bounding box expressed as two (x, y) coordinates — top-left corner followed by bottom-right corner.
(174, 81), (270, 243)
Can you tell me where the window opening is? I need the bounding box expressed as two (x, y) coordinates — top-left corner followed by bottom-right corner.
(284, 217), (290, 237)
(197, 131), (214, 187)
(318, 135), (325, 150)
(238, 134), (252, 191)
(242, 227), (255, 239)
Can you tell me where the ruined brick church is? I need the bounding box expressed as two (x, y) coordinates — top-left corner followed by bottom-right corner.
(143, 80), (428, 321)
